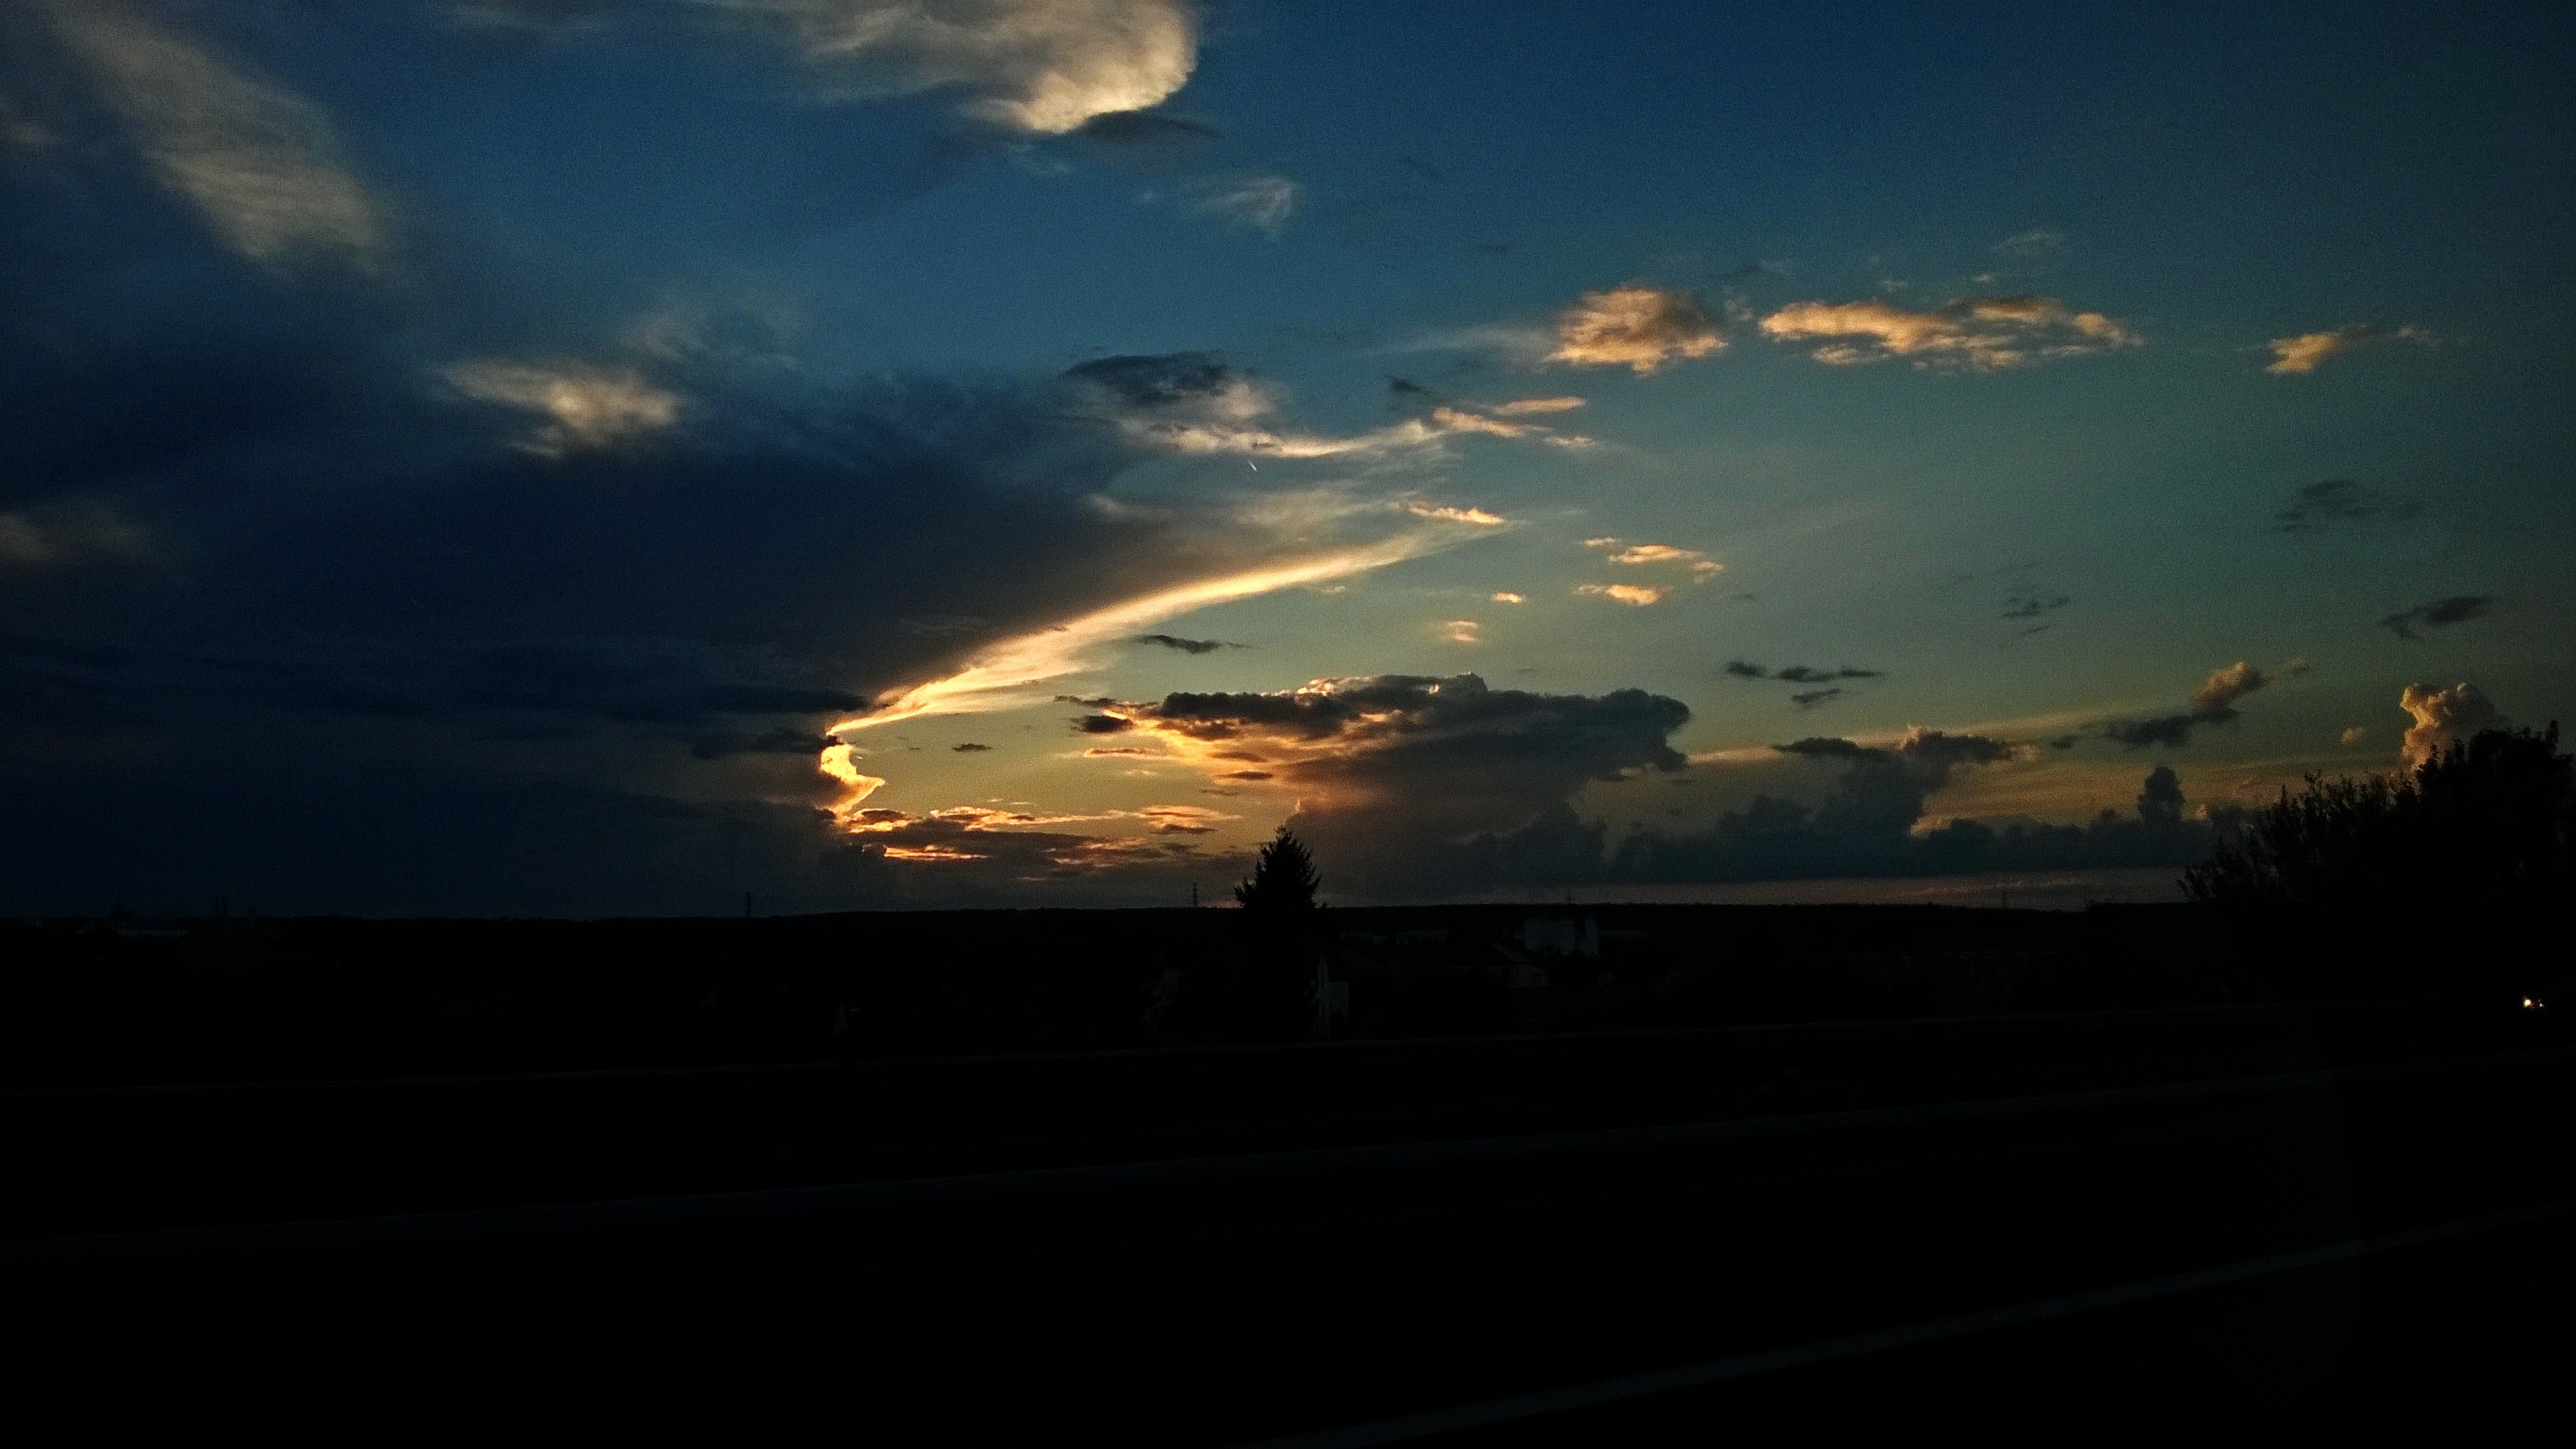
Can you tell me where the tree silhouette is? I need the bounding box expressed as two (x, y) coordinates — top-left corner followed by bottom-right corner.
(1233, 827), (1322, 917)
(2186, 724), (2572, 995)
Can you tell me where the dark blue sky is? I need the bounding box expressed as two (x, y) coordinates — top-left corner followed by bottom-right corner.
(3, 2), (2568, 912)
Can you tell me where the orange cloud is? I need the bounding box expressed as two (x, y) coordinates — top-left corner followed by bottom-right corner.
(1577, 583), (1665, 606)
(1549, 284), (1722, 373)
(1758, 295), (2136, 371)
(2264, 323), (2432, 375)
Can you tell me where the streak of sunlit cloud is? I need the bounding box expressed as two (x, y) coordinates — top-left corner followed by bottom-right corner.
(49, 0), (383, 268)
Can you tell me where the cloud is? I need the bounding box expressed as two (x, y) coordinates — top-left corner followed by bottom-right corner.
(1547, 285), (1722, 373)
(2379, 594), (2496, 639)
(2272, 480), (2422, 534)
(1129, 633), (1240, 654)
(444, 361), (683, 456)
(1994, 229), (2064, 257)
(1790, 688), (1846, 708)
(1617, 741), (2240, 887)
(1085, 673), (1691, 896)
(2264, 323), (2433, 375)
(1405, 503), (1510, 526)
(1491, 591), (1524, 605)
(1441, 619), (1482, 644)
(2340, 727), (2368, 745)
(1576, 583), (1664, 606)
(952, 741), (992, 751)
(1074, 713), (1135, 734)
(1591, 540), (1722, 580)
(1726, 661), (1884, 683)
(2401, 682), (2498, 767)
(1193, 173), (1299, 236)
(1758, 295), (2136, 371)
(1063, 353), (1582, 462)
(0, 507), (148, 569)
(2002, 592), (2069, 620)
(2189, 661), (2271, 715)
(2105, 660), (2280, 749)
(1492, 397), (1586, 415)
(741, 0), (1200, 134)
(47, 2), (383, 268)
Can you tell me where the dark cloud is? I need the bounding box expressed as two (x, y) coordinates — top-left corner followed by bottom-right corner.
(1100, 674), (1689, 897)
(2002, 592), (2069, 620)
(1130, 633), (1240, 655)
(2379, 595), (2496, 639)
(1726, 661), (1883, 698)
(1060, 352), (1238, 409)
(2272, 480), (2421, 534)
(951, 742), (992, 752)
(2137, 766), (2184, 826)
(1073, 714), (1135, 735)
(1068, 108), (1219, 145)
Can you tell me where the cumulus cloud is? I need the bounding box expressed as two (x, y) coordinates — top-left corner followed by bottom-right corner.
(1072, 673), (1690, 896)
(47, 2), (383, 268)
(2400, 682), (2499, 767)
(2379, 594), (2496, 640)
(2264, 323), (2433, 376)
(1576, 583), (1664, 606)
(2340, 726), (2368, 745)
(1441, 619), (1481, 644)
(2105, 660), (2281, 749)
(444, 361), (683, 455)
(1547, 285), (1723, 373)
(1491, 591), (1525, 605)
(1193, 173), (1299, 236)
(2272, 480), (2421, 534)
(1758, 295), (2136, 371)
(741, 0), (1200, 134)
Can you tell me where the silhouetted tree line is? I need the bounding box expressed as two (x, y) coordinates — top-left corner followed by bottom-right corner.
(2185, 725), (2573, 996)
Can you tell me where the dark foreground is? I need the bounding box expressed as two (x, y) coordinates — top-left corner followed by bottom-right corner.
(4, 981), (2567, 1441)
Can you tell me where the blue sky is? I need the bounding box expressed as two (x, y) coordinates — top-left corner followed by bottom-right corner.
(3, 1), (2568, 912)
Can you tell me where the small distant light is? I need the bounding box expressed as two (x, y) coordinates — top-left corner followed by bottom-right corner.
(2522, 996), (2545, 1011)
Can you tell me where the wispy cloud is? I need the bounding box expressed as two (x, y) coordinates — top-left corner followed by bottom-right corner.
(2264, 323), (2433, 375)
(1576, 582), (1664, 606)
(1758, 295), (2136, 371)
(1588, 539), (1722, 581)
(2379, 594), (2496, 639)
(1441, 619), (1482, 644)
(744, 0), (1199, 134)
(444, 361), (682, 456)
(49, 1), (383, 268)
(1993, 228), (2064, 257)
(1193, 173), (1299, 236)
(2272, 480), (2421, 534)
(834, 533), (1472, 733)
(1063, 353), (1586, 463)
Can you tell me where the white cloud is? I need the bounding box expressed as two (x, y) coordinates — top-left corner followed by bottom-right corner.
(744, 0), (1199, 133)
(1441, 619), (1481, 644)
(1758, 295), (2137, 371)
(444, 361), (682, 456)
(48, 1), (383, 268)
(1194, 173), (1298, 236)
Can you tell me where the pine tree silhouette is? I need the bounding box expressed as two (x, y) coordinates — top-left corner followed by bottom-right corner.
(1234, 827), (1321, 916)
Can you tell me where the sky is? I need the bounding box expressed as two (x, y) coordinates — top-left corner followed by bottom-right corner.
(3, 0), (2570, 915)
